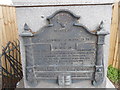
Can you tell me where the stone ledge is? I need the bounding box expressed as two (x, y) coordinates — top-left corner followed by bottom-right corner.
(12, 0), (114, 6)
(106, 78), (115, 88)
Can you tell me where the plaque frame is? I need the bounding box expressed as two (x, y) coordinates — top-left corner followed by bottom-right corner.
(20, 10), (109, 86)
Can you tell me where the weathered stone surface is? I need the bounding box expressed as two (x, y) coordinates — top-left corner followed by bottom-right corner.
(20, 10), (109, 88)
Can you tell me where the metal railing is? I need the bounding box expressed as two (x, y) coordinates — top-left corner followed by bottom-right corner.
(1, 40), (23, 89)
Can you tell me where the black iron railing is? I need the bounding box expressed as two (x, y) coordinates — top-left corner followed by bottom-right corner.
(1, 40), (23, 89)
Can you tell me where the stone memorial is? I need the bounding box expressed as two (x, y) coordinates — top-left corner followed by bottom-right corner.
(13, 0), (114, 88)
(20, 10), (109, 87)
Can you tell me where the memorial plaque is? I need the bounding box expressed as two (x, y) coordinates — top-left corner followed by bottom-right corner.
(20, 10), (109, 87)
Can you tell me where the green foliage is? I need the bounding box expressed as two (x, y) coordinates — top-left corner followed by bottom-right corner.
(107, 65), (120, 84)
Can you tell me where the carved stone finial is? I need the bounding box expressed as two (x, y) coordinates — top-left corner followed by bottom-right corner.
(96, 21), (104, 32)
(24, 23), (31, 31)
(99, 21), (104, 29)
(91, 21), (105, 33)
(97, 21), (109, 35)
(19, 23), (34, 37)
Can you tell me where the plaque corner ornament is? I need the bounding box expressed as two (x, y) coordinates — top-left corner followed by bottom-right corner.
(97, 21), (110, 35)
(19, 23), (34, 37)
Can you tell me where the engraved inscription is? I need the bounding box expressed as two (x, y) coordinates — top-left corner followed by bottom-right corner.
(30, 11), (97, 80)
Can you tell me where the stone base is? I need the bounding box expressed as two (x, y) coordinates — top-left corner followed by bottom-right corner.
(24, 79), (106, 88)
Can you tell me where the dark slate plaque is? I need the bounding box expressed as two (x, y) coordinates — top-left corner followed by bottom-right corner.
(20, 10), (109, 87)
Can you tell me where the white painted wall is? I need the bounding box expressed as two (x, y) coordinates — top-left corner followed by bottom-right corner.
(0, 0), (13, 5)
